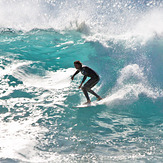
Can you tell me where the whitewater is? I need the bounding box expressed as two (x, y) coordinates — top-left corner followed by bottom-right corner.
(0, 0), (163, 162)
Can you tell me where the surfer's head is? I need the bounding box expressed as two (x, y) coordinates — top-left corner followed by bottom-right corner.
(74, 60), (82, 69)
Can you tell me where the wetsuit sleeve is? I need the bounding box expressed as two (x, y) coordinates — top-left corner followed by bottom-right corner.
(73, 70), (80, 77)
(81, 75), (87, 84)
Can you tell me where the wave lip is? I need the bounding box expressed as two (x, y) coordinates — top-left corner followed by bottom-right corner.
(103, 64), (163, 106)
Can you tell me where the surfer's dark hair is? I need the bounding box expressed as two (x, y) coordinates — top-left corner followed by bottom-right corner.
(74, 61), (82, 65)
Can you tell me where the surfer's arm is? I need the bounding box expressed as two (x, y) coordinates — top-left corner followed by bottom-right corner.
(79, 75), (87, 89)
(82, 75), (87, 83)
(71, 70), (80, 80)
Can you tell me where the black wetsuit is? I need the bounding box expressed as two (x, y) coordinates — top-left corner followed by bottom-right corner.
(75, 65), (100, 101)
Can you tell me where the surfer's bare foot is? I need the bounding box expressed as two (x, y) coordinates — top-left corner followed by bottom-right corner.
(83, 100), (91, 105)
(97, 97), (102, 101)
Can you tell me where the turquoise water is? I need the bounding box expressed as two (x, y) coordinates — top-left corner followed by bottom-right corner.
(0, 0), (163, 162)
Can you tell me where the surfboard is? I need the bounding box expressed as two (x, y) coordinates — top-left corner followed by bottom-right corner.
(73, 98), (105, 108)
(73, 103), (95, 108)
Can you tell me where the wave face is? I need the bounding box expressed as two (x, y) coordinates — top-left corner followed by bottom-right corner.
(0, 0), (163, 162)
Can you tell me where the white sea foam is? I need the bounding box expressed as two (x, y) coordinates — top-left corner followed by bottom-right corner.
(14, 67), (74, 89)
(0, 108), (47, 162)
(103, 64), (163, 106)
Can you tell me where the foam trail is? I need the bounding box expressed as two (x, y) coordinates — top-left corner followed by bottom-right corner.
(101, 64), (163, 106)
(14, 67), (74, 89)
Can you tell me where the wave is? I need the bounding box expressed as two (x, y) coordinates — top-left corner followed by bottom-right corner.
(0, 30), (162, 108)
(103, 64), (163, 106)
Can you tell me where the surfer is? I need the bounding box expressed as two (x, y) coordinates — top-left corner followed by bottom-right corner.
(71, 61), (102, 104)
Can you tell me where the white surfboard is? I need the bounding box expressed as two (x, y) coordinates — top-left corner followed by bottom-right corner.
(73, 98), (105, 108)
(73, 103), (95, 108)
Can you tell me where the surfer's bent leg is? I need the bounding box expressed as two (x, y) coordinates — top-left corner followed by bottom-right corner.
(88, 89), (100, 98)
(81, 86), (90, 101)
(82, 78), (100, 100)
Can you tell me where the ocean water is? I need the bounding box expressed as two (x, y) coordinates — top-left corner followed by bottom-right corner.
(0, 0), (163, 162)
